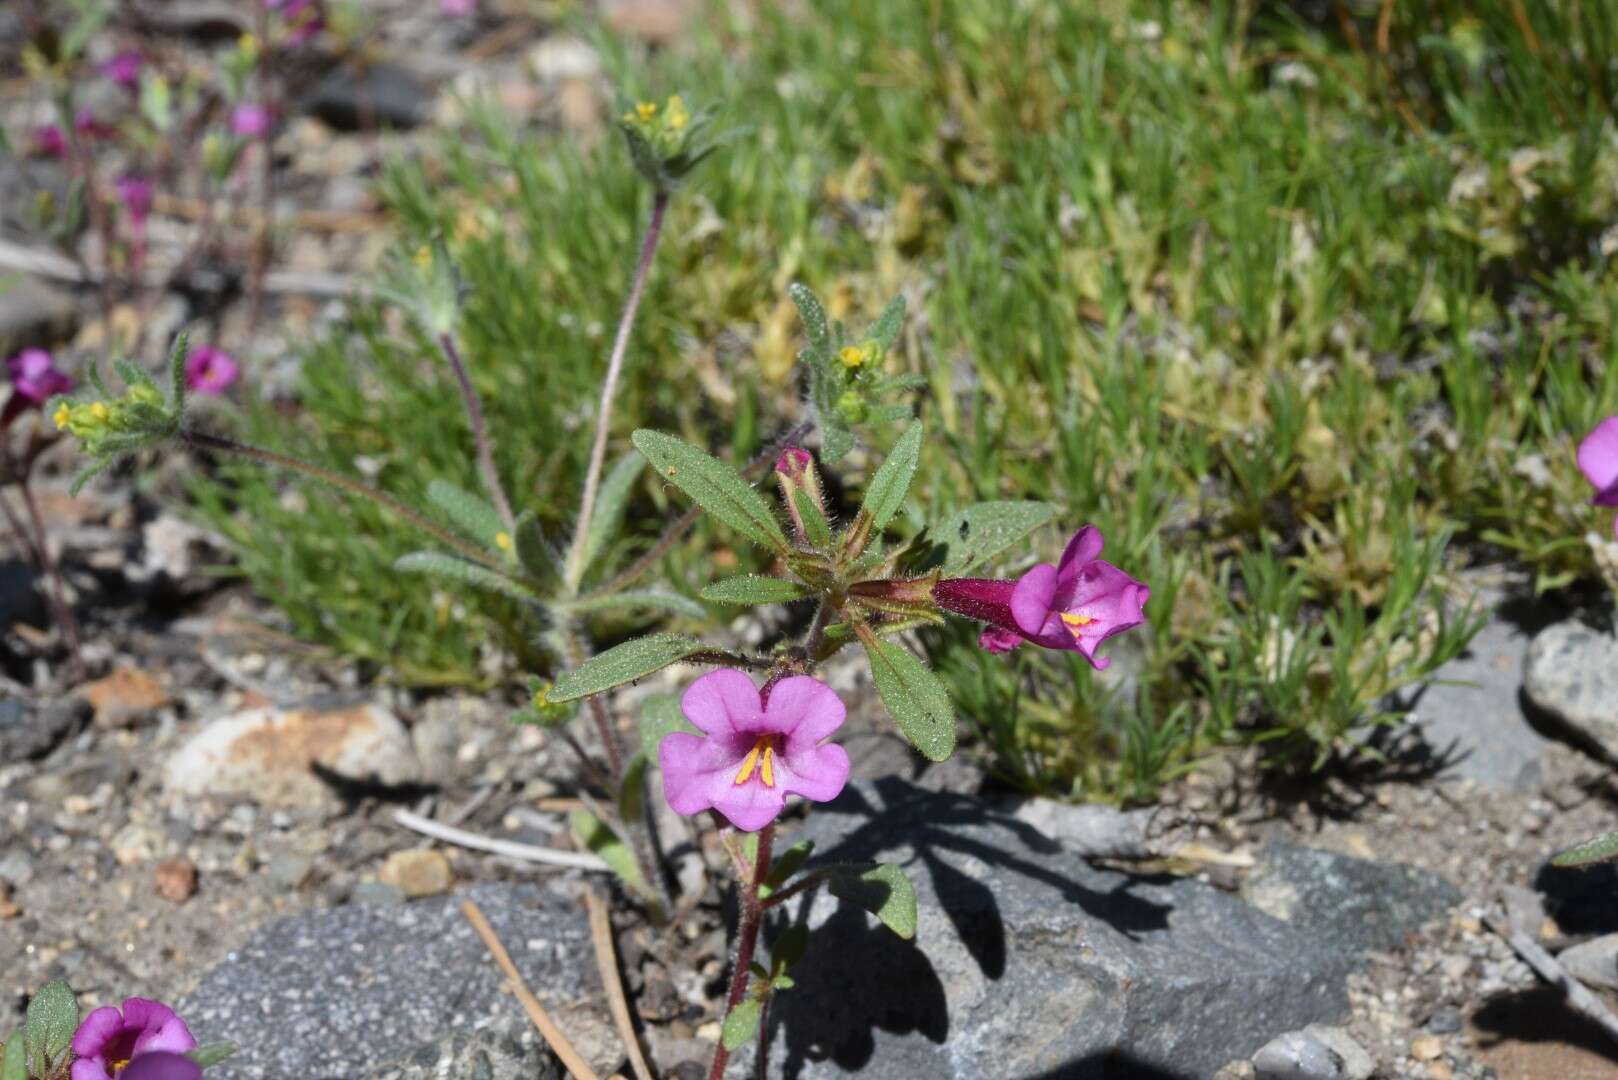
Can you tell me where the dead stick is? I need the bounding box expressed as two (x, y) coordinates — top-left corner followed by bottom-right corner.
(1485, 909), (1618, 1049)
(462, 899), (602, 1080)
(586, 891), (655, 1080)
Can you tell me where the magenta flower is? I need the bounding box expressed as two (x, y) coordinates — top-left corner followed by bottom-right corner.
(933, 525), (1149, 668)
(1579, 416), (1618, 538)
(75, 108), (117, 141)
(102, 51), (143, 90)
(71, 998), (197, 1080)
(115, 176), (154, 225)
(7, 348), (74, 405)
(119, 1055), (201, 1080)
(184, 346), (241, 395)
(441, 0), (475, 13)
(34, 124), (67, 158)
(230, 104), (273, 138)
(659, 669), (850, 832)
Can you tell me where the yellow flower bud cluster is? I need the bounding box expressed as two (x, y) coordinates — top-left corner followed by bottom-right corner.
(621, 95), (692, 155)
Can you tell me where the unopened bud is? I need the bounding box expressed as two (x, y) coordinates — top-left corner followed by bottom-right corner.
(775, 446), (828, 547)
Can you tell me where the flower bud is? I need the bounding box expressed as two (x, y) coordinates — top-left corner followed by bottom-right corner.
(775, 446), (828, 547)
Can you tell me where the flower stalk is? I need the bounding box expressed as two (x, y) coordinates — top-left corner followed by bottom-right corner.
(708, 822), (773, 1080)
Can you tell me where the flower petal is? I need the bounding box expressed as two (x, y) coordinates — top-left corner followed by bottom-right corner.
(71, 1061), (114, 1080)
(1010, 563), (1060, 637)
(1578, 417), (1618, 502)
(710, 780), (788, 832)
(775, 742), (850, 804)
(1054, 525), (1105, 587)
(679, 669), (764, 737)
(765, 676), (846, 746)
(659, 730), (748, 818)
(120, 1053), (203, 1080)
(72, 1006), (125, 1057)
(978, 626), (1024, 653)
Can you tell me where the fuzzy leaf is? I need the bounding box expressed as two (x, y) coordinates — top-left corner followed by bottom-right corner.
(582, 452), (645, 577)
(560, 590), (707, 620)
(633, 430), (788, 553)
(513, 510), (555, 579)
(550, 633), (714, 702)
(854, 422), (923, 543)
(828, 863), (917, 939)
(0, 1035), (22, 1080)
(1552, 828), (1618, 868)
(639, 692), (698, 758)
(394, 552), (533, 602)
(821, 424), (855, 464)
(721, 999), (764, 1051)
(928, 501), (1058, 576)
(427, 480), (505, 549)
(869, 294), (906, 351)
(187, 1044), (238, 1068)
(794, 488), (835, 550)
(24, 980), (78, 1065)
(570, 810), (652, 902)
(701, 575), (812, 606)
(168, 330), (191, 413)
(789, 283), (831, 357)
(860, 631), (956, 761)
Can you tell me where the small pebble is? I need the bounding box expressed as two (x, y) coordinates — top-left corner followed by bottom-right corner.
(1427, 1006), (1462, 1034)
(153, 858), (198, 903)
(378, 849), (452, 898)
(1410, 1034), (1443, 1061)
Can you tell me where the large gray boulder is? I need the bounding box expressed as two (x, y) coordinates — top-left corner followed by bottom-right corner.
(1524, 620), (1618, 761)
(763, 780), (1454, 1079)
(181, 883), (615, 1079)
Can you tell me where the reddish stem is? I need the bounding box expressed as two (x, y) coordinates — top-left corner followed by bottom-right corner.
(707, 823), (774, 1080)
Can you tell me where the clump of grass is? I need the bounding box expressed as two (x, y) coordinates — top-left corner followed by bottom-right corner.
(193, 0), (1618, 797)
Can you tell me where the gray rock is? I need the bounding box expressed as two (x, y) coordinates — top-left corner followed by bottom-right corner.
(361, 1016), (563, 1080)
(0, 697), (90, 762)
(1252, 1024), (1372, 1079)
(1427, 1006), (1463, 1034)
(304, 62), (428, 131)
(0, 278), (78, 357)
(764, 779), (1356, 1079)
(1408, 603), (1554, 790)
(1524, 621), (1618, 761)
(1556, 933), (1618, 991)
(1012, 797), (1162, 859)
(1240, 842), (1459, 957)
(181, 883), (616, 1079)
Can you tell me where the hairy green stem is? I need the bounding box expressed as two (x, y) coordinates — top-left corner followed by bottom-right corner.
(708, 822), (774, 1080)
(565, 190), (670, 592)
(438, 331), (517, 535)
(180, 429), (537, 587)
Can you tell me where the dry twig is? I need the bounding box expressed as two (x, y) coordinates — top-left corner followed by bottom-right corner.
(1485, 905), (1618, 1049)
(586, 890), (655, 1080)
(392, 808), (609, 871)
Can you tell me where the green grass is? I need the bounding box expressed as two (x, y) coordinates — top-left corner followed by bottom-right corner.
(192, 0), (1618, 796)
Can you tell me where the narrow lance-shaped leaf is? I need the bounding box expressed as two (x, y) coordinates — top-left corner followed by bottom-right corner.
(701, 575), (812, 606)
(868, 293), (906, 351)
(570, 811), (657, 913)
(167, 329), (190, 414)
(859, 629), (956, 761)
(551, 633), (717, 702)
(789, 282), (831, 357)
(1552, 828), (1618, 868)
(828, 863), (918, 939)
(721, 999), (763, 1051)
(632, 430), (788, 553)
(560, 590), (707, 620)
(931, 501), (1058, 576)
(427, 479), (505, 549)
(794, 487), (834, 550)
(394, 552), (534, 602)
(847, 423), (923, 556)
(579, 452), (645, 580)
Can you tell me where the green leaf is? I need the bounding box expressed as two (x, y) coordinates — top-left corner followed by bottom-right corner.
(701, 575), (812, 606)
(187, 1043), (238, 1068)
(427, 480), (505, 549)
(619, 753), (648, 822)
(929, 501), (1058, 576)
(570, 810), (657, 910)
(633, 430), (788, 553)
(794, 488), (834, 550)
(639, 693), (699, 758)
(854, 422), (923, 543)
(394, 552), (534, 602)
(1552, 828), (1618, 868)
(821, 424), (855, 464)
(24, 979), (78, 1065)
(860, 632), (956, 761)
(868, 294), (906, 351)
(828, 863), (918, 939)
(167, 330), (191, 414)
(559, 589), (707, 620)
(770, 923), (810, 972)
(1, 1034), (24, 1080)
(581, 452), (645, 578)
(758, 839), (814, 900)
(789, 283), (831, 357)
(513, 510), (555, 579)
(550, 633), (715, 702)
(721, 999), (764, 1051)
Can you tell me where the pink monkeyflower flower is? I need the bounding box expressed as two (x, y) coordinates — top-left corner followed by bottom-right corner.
(4, 348), (75, 428)
(115, 175), (154, 225)
(34, 124), (67, 158)
(70, 998), (197, 1080)
(659, 669), (851, 832)
(1579, 416), (1618, 538)
(119, 1055), (202, 1080)
(184, 346), (241, 395)
(102, 50), (143, 90)
(441, 0), (475, 13)
(75, 108), (117, 141)
(230, 103), (273, 138)
(933, 524), (1149, 668)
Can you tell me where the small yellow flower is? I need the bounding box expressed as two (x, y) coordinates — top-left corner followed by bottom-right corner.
(52, 403), (71, 430)
(238, 33), (259, 57)
(494, 531), (513, 552)
(634, 101), (658, 122)
(413, 245), (433, 271)
(664, 94), (689, 131)
(838, 345), (866, 369)
(89, 402), (110, 422)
